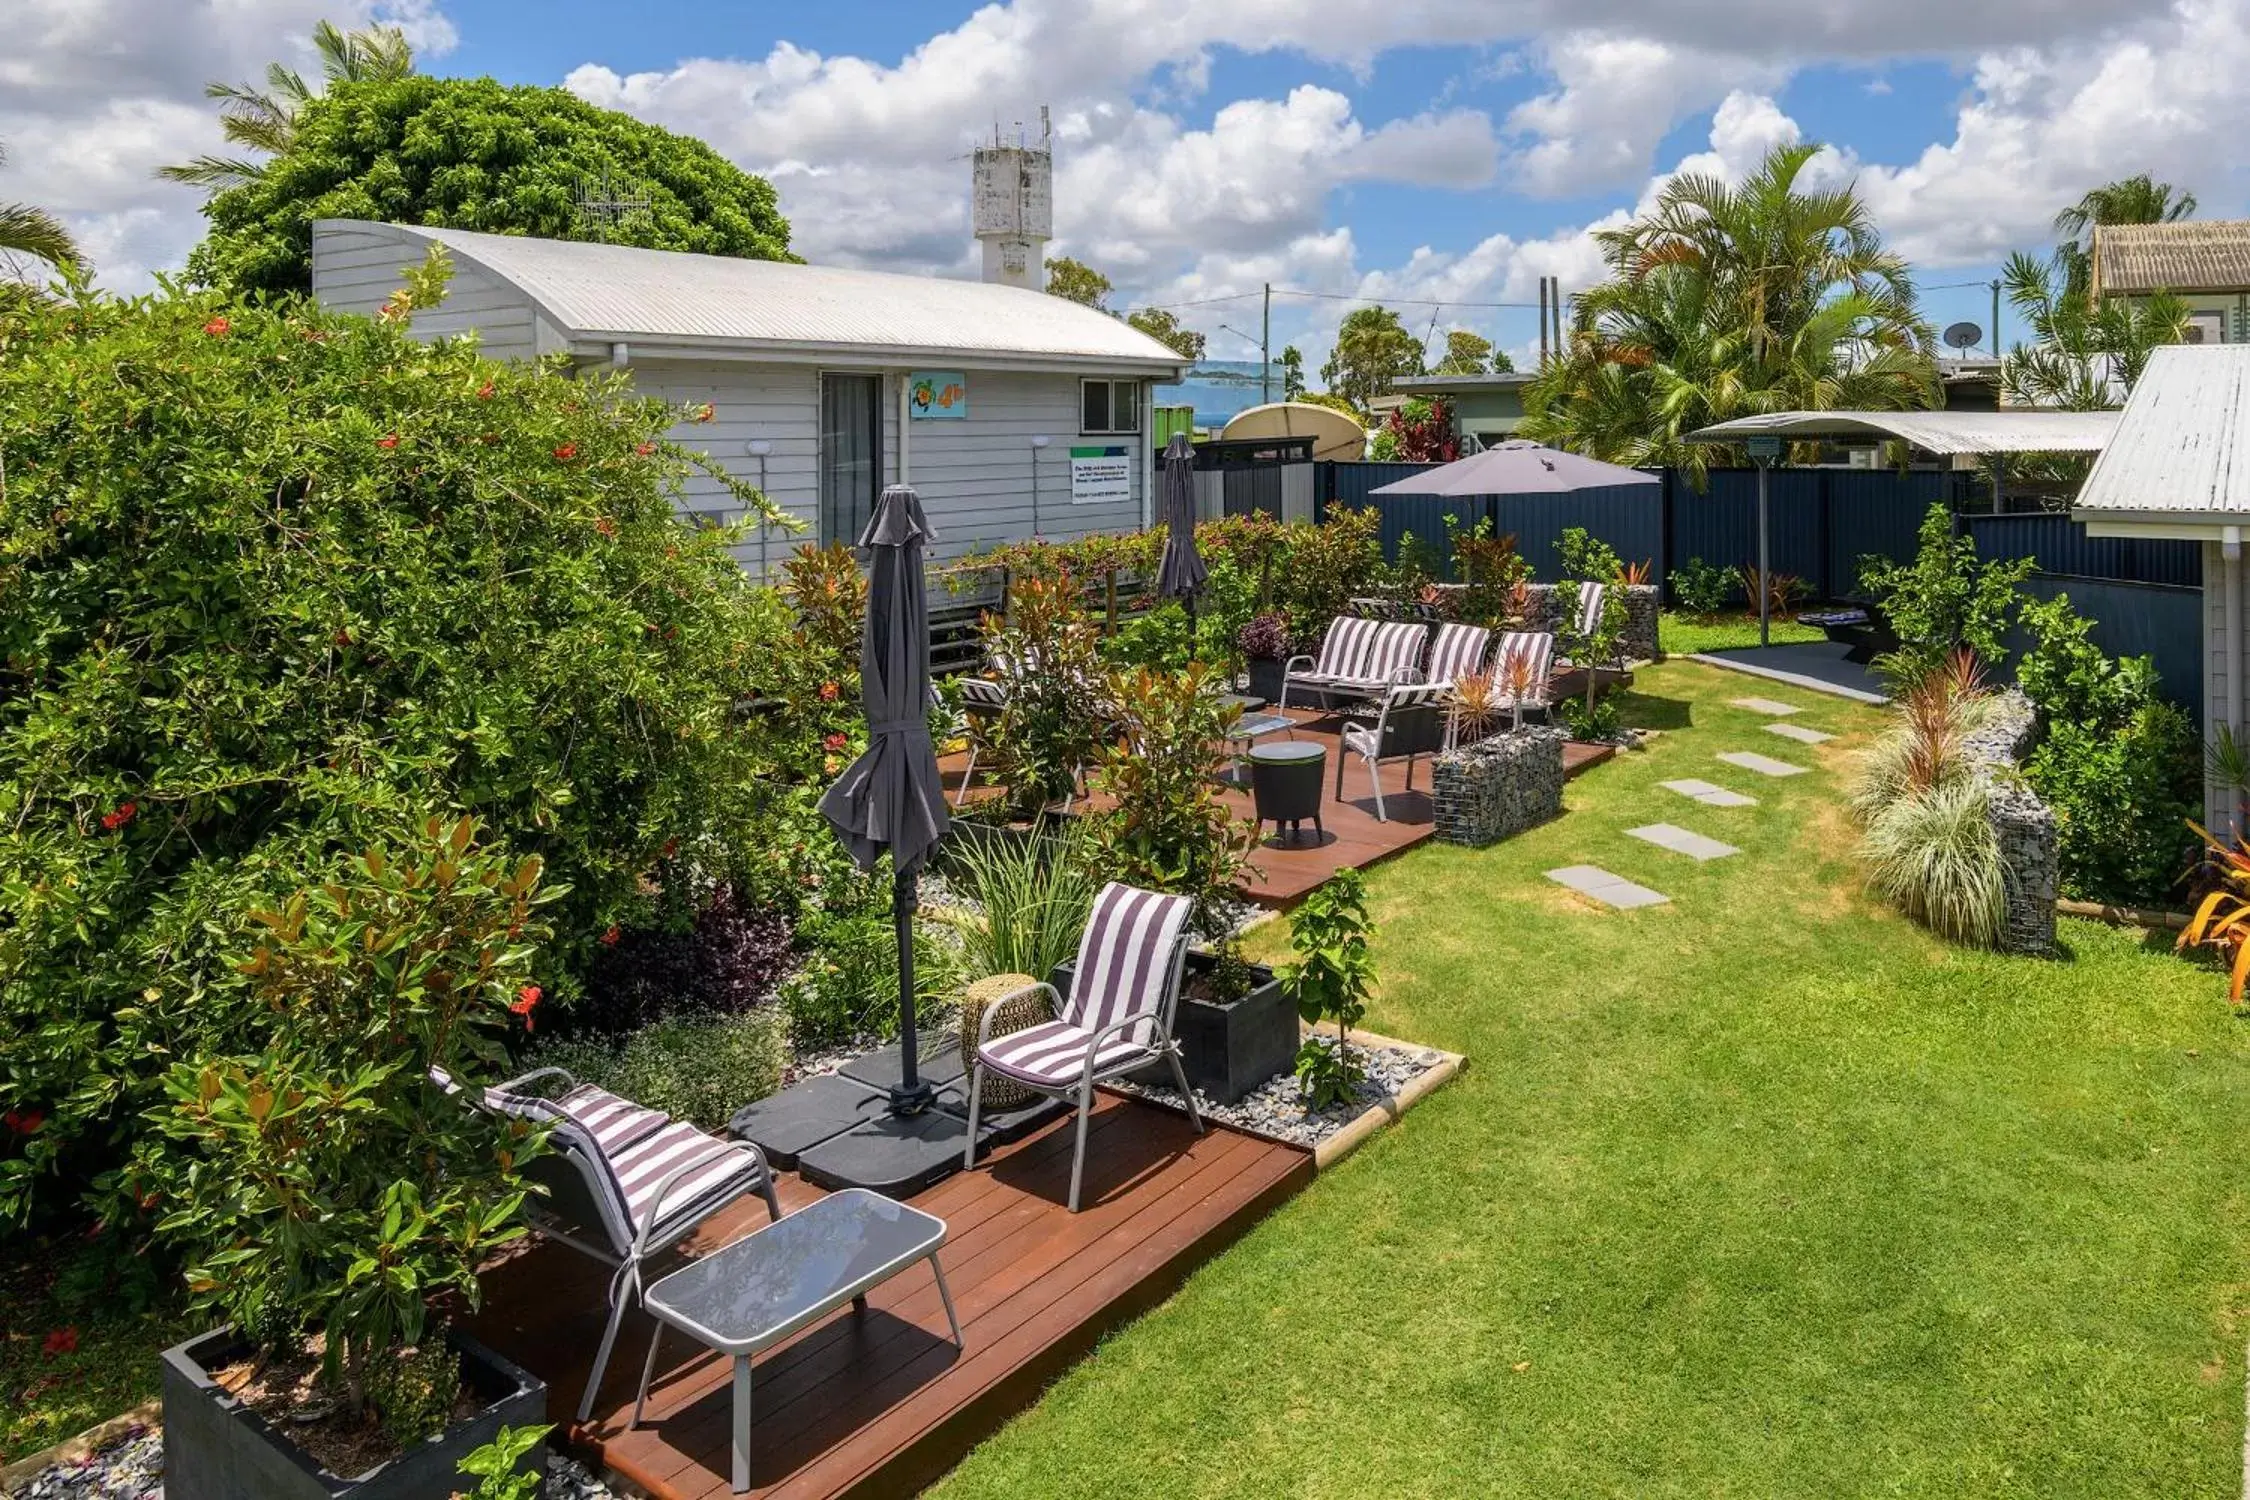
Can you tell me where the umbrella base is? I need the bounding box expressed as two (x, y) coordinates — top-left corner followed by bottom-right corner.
(886, 1079), (939, 1115)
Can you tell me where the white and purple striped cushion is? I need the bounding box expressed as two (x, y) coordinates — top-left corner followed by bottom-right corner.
(609, 1121), (761, 1236)
(1574, 582), (1607, 641)
(1492, 631), (1555, 705)
(486, 1083), (666, 1157)
(978, 1020), (1155, 1088)
(1310, 617), (1378, 678)
(1426, 623), (1491, 686)
(1062, 883), (1194, 1049)
(1357, 621), (1428, 684)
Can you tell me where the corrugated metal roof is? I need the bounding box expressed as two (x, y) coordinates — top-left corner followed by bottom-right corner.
(2092, 219), (2250, 297)
(1685, 409), (2118, 455)
(327, 220), (1187, 371)
(2072, 345), (2250, 517)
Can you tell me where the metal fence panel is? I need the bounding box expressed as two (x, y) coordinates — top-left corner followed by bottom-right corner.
(1962, 513), (2202, 589)
(2006, 577), (2203, 714)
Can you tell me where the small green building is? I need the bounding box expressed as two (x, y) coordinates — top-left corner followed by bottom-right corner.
(1383, 372), (1538, 448)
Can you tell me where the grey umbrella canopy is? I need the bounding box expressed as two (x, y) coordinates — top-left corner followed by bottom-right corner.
(1368, 439), (1658, 496)
(1153, 432), (1207, 607)
(818, 483), (950, 1111)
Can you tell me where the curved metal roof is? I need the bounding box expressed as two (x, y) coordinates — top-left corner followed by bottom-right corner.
(326, 220), (1187, 373)
(1685, 409), (2118, 455)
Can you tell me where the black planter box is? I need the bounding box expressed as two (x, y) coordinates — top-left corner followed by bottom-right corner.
(1052, 951), (1297, 1105)
(1245, 657), (1288, 707)
(161, 1327), (546, 1500)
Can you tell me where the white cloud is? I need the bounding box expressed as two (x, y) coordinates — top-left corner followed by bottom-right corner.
(1505, 33), (1778, 194)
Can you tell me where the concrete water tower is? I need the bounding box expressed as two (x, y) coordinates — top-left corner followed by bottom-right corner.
(973, 107), (1052, 289)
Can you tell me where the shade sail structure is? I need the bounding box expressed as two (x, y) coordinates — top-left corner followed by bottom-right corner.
(1686, 409), (2117, 455)
(1368, 440), (1659, 496)
(1154, 432), (1207, 602)
(818, 484), (950, 1111)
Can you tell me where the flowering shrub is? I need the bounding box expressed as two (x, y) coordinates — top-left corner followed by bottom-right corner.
(1090, 663), (1257, 936)
(1237, 611), (1290, 661)
(0, 257), (791, 1223)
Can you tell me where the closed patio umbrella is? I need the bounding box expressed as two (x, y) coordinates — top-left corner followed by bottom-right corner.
(1153, 432), (1206, 633)
(818, 484), (951, 1114)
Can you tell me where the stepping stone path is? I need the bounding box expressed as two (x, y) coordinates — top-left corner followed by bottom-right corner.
(1732, 696), (1803, 716)
(1718, 750), (1808, 778)
(1627, 823), (1741, 862)
(1547, 864), (1672, 909)
(1661, 778), (1758, 808)
(1764, 722), (1834, 745)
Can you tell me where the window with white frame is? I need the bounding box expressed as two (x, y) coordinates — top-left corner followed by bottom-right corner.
(1080, 378), (1142, 435)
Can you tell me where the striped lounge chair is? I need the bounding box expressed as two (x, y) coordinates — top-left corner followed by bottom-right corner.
(961, 883), (1202, 1212)
(1488, 630), (1557, 724)
(460, 1066), (780, 1422)
(1337, 682), (1450, 822)
(952, 676), (1008, 808)
(1561, 581), (1608, 665)
(1424, 622), (1493, 689)
(1280, 617), (1430, 712)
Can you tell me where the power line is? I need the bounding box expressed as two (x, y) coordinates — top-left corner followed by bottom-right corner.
(1127, 285), (1548, 314)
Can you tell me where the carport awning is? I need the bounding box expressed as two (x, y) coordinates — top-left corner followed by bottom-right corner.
(1686, 409), (2118, 456)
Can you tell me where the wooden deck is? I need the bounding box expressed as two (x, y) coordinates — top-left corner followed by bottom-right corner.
(466, 1097), (1312, 1500)
(941, 708), (1616, 907)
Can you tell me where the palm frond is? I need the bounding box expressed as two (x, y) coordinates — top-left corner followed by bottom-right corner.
(0, 201), (83, 272)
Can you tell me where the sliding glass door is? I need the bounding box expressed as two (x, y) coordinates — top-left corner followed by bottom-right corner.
(819, 373), (884, 547)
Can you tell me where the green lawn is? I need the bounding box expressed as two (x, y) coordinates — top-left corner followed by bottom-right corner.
(934, 661), (2250, 1499)
(1660, 608), (1826, 657)
(2, 1235), (192, 1461)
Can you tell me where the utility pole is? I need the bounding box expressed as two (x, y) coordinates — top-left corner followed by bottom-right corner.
(1990, 278), (2002, 362)
(1538, 277), (1549, 368)
(1261, 283), (1272, 404)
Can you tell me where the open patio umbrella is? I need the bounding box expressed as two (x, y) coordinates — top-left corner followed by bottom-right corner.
(1153, 432), (1207, 635)
(818, 484), (951, 1114)
(1366, 439), (1658, 497)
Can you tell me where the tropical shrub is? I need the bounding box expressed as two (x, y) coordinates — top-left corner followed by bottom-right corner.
(526, 1009), (788, 1131)
(1447, 516), (1528, 627)
(189, 75), (792, 296)
(570, 884), (794, 1041)
(1283, 870), (1376, 1110)
(1236, 611), (1290, 662)
(974, 573), (1110, 819)
(0, 263), (788, 1223)
(146, 818), (548, 1438)
(2014, 594), (2197, 905)
(1274, 507), (1383, 648)
(777, 905), (964, 1049)
(1090, 664), (1258, 935)
(1369, 397), (1458, 463)
(2179, 825), (2250, 1005)
(1859, 504), (2032, 686)
(1672, 556), (1736, 616)
(1556, 526), (1623, 586)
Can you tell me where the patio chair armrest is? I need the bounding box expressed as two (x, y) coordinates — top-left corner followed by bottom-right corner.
(489, 1065), (578, 1098)
(633, 1139), (771, 1256)
(976, 980), (1062, 1049)
(1282, 654), (1315, 673)
(1077, 1008), (1170, 1090)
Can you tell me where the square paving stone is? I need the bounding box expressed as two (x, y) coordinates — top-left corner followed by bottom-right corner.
(1627, 823), (1741, 861)
(1764, 721), (1835, 745)
(1546, 864), (1672, 910)
(1718, 750), (1809, 778)
(1732, 696), (1802, 716)
(1660, 778), (1758, 809)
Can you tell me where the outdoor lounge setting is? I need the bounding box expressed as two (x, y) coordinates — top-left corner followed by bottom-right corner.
(14, 22), (2250, 1500)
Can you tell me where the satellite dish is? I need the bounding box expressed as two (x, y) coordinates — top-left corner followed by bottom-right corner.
(1943, 321), (1983, 352)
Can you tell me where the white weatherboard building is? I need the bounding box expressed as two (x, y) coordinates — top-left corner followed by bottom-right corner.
(309, 220), (1186, 577)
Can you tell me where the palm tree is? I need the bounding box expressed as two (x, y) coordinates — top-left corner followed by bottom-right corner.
(0, 139), (84, 278)
(2052, 174), (2195, 300)
(159, 20), (415, 192)
(1522, 142), (1934, 481)
(2002, 249), (2188, 410)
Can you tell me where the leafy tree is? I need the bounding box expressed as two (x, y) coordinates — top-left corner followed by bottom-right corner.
(1125, 306), (1205, 361)
(1319, 305), (1424, 413)
(1294, 390), (1364, 421)
(188, 76), (793, 296)
(0, 140), (83, 282)
(1279, 344), (1306, 399)
(160, 20), (416, 193)
(1433, 329), (1495, 375)
(2054, 173), (2196, 298)
(1044, 255), (1113, 310)
(1522, 142), (1934, 484)
(0, 255), (795, 1223)
(2002, 248), (2188, 410)
(1858, 504), (2033, 687)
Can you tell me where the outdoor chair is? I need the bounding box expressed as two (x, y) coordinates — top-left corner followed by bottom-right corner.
(448, 1065), (781, 1423)
(1337, 681), (1450, 822)
(1487, 630), (1557, 725)
(952, 676), (1008, 808)
(1280, 617), (1429, 712)
(961, 882), (1202, 1212)
(1424, 622), (1494, 689)
(1561, 581), (1608, 666)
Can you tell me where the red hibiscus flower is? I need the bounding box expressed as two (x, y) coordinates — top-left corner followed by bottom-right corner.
(376, 433), (400, 450)
(100, 801), (137, 832)
(43, 1327), (79, 1358)
(476, 381), (495, 400)
(553, 442), (579, 462)
(4, 1108), (44, 1135)
(509, 985), (540, 1031)
(599, 924), (621, 947)
(202, 316), (230, 337)
(823, 732), (848, 753)
(594, 517), (617, 538)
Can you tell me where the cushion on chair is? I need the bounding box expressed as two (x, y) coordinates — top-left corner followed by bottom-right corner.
(979, 1020), (1156, 1088)
(610, 1121), (763, 1236)
(1063, 883), (1196, 1048)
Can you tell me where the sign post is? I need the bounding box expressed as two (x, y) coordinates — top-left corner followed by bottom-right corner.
(1746, 435), (1784, 648)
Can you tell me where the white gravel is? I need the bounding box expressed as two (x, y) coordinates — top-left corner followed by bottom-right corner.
(1109, 1038), (1445, 1149)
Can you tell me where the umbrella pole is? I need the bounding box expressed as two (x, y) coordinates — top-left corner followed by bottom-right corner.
(889, 866), (934, 1115)
(1756, 460), (1772, 649)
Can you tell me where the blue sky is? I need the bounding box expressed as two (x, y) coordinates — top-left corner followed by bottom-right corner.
(13, 0), (2249, 372)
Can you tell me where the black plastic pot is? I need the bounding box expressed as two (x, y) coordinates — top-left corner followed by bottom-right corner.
(160, 1327), (546, 1500)
(1052, 950), (1297, 1106)
(1245, 656), (1288, 707)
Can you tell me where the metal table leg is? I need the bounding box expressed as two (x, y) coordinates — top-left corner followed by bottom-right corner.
(731, 1353), (752, 1494)
(628, 1322), (664, 1429)
(930, 1252), (963, 1347)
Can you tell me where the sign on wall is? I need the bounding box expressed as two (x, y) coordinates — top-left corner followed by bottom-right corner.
(1069, 445), (1132, 505)
(907, 371), (967, 420)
